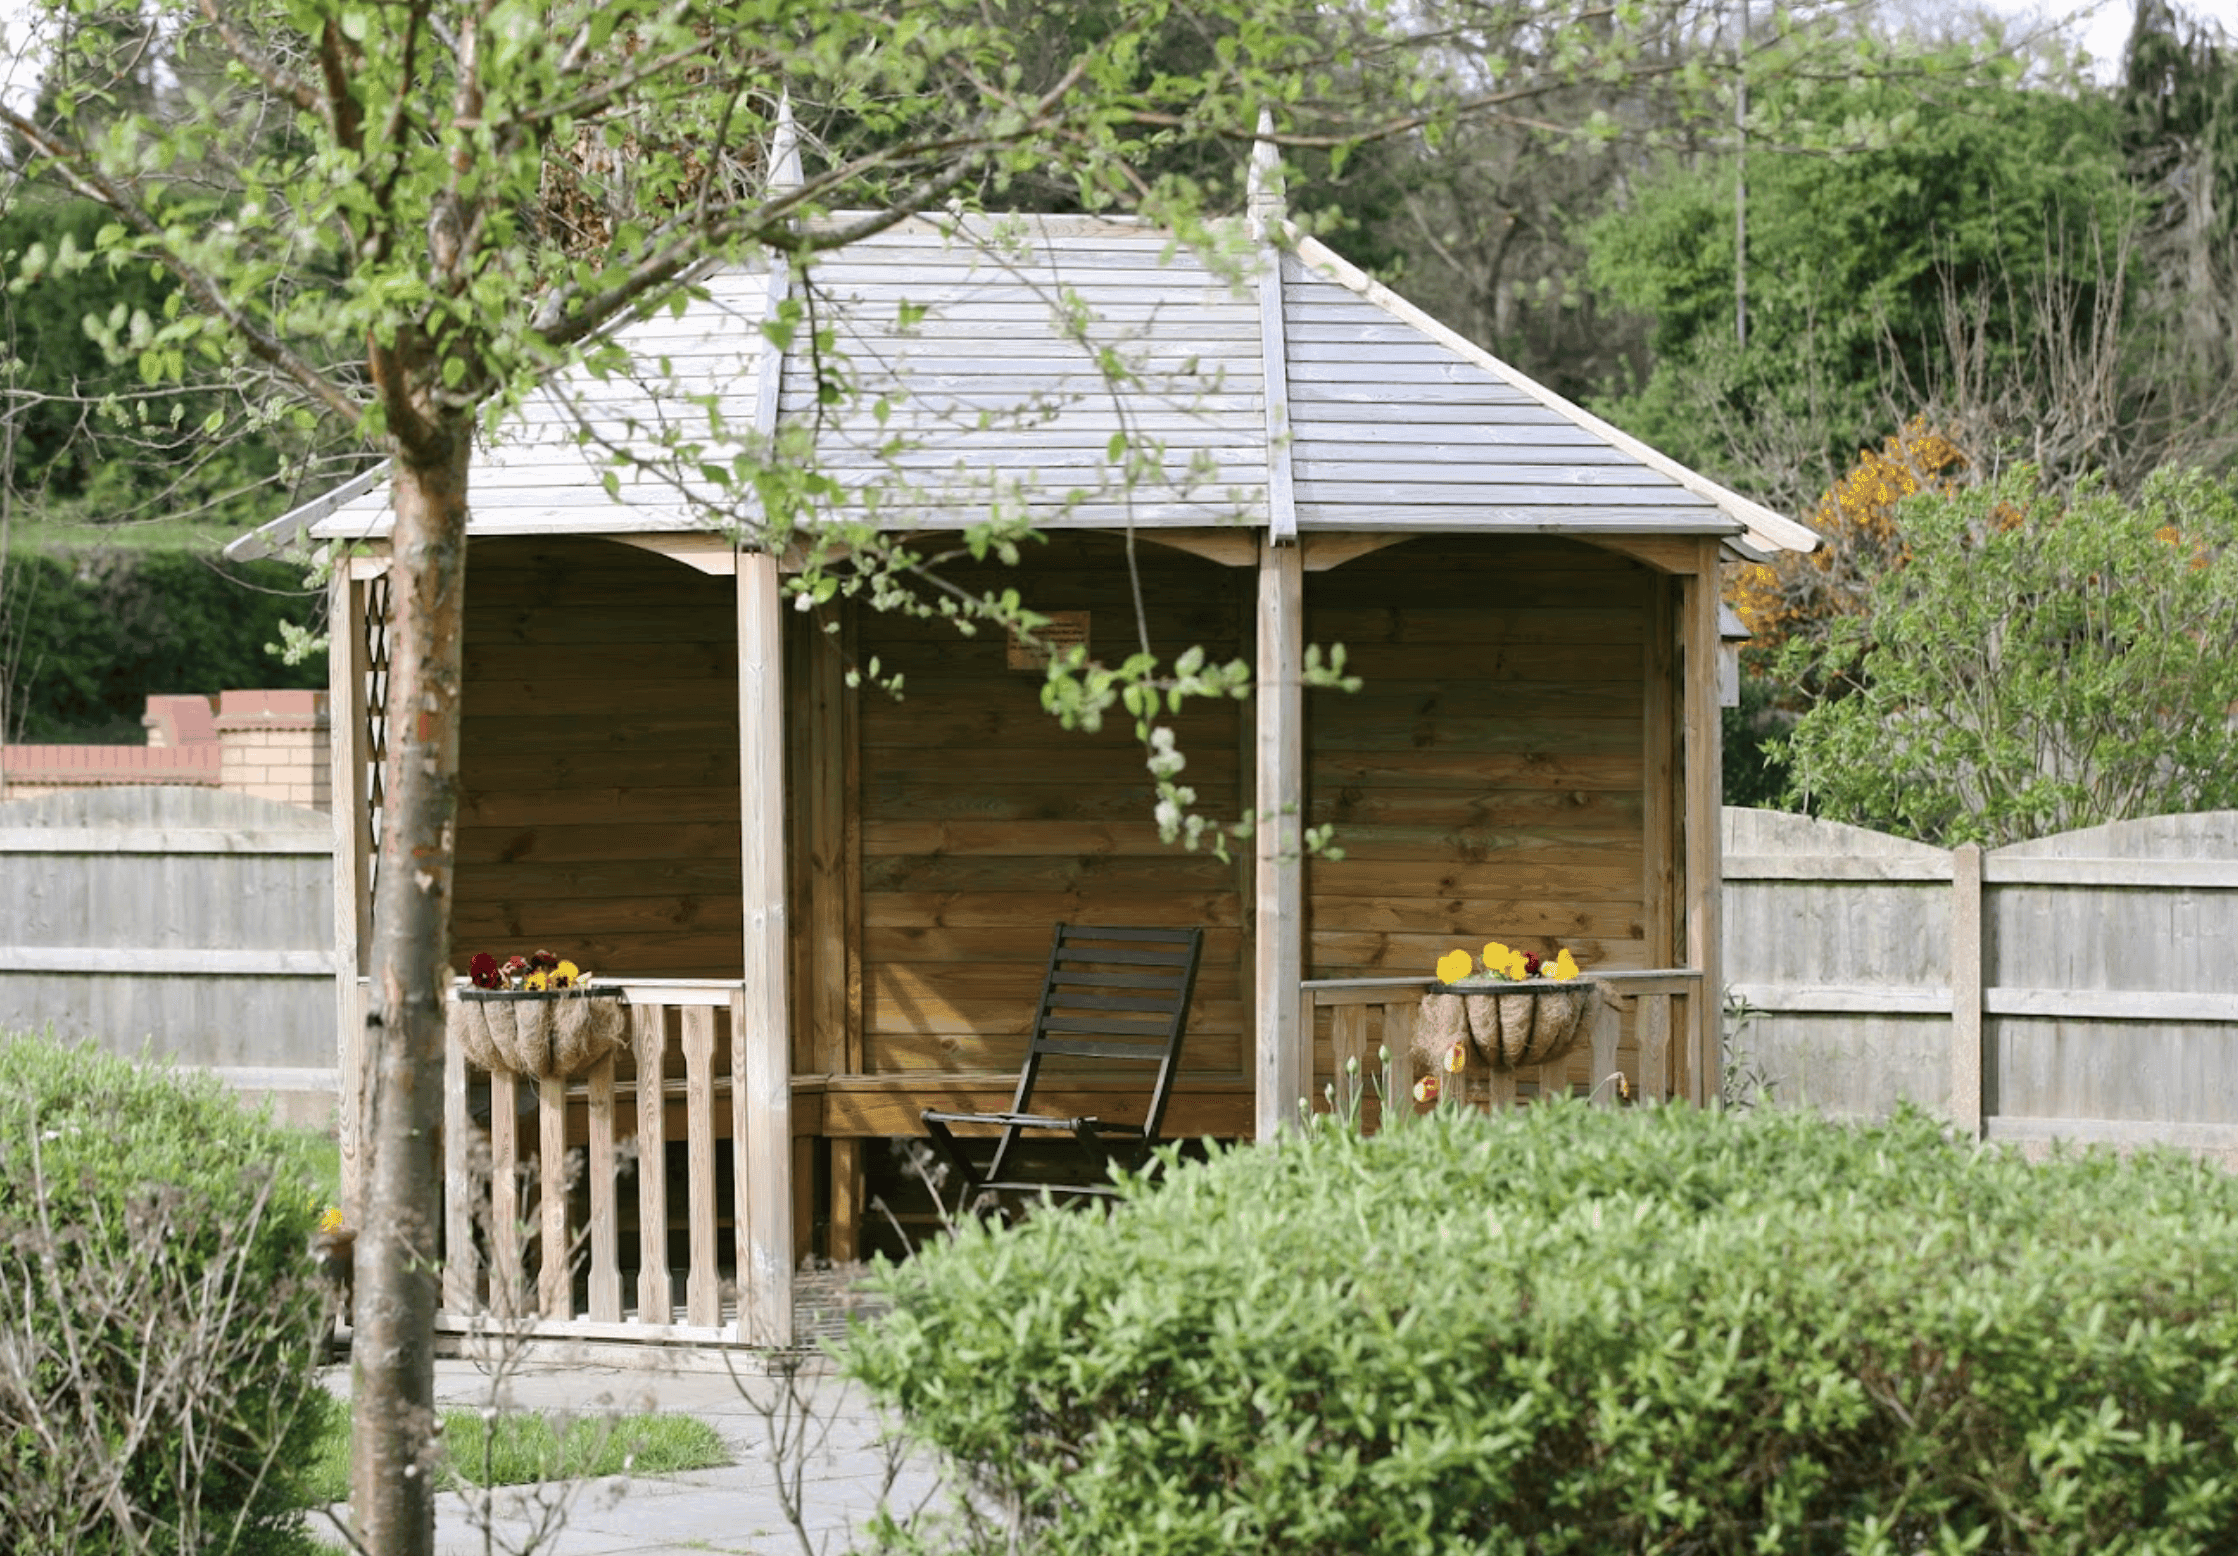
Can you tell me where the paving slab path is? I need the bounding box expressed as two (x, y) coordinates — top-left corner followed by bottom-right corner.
(318, 1356), (954, 1556)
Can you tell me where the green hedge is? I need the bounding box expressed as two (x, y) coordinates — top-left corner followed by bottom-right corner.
(3, 550), (325, 743)
(0, 1034), (331, 1554)
(847, 1104), (2238, 1555)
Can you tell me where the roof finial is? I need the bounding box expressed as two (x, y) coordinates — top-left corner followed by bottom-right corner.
(769, 91), (802, 196)
(1247, 106), (1285, 239)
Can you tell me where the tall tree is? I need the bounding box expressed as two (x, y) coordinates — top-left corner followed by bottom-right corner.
(2, 4), (1356, 1547)
(1583, 41), (2139, 512)
(1299, 0), (1777, 404)
(0, 1), (1723, 1549)
(2120, 0), (2238, 460)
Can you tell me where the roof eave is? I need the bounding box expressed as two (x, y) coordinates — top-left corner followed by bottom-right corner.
(226, 464), (390, 562)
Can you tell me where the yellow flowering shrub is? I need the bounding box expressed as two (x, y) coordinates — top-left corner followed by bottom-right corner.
(1729, 418), (1969, 668)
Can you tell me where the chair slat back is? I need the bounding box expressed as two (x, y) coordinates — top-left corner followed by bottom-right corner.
(1009, 923), (1203, 1143)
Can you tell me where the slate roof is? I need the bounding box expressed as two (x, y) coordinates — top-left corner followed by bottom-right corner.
(229, 213), (1817, 561)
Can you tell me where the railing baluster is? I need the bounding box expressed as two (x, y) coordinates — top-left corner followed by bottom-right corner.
(489, 1070), (520, 1317)
(1331, 1004), (1369, 1119)
(633, 1004), (671, 1325)
(1641, 993), (1672, 1102)
(442, 1016), (476, 1315)
(1379, 1002), (1413, 1134)
(682, 1005), (719, 1328)
(539, 1074), (569, 1318)
(587, 1053), (621, 1322)
(1531, 1058), (1563, 1101)
(1590, 998), (1621, 1107)
(1304, 973), (1702, 1125)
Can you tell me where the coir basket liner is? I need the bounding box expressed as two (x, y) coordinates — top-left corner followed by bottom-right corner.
(448, 986), (627, 1078)
(1414, 979), (1605, 1073)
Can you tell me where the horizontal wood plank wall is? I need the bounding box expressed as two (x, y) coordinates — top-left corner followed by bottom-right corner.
(853, 533), (1250, 1102)
(455, 537), (743, 979)
(1304, 535), (1652, 1094)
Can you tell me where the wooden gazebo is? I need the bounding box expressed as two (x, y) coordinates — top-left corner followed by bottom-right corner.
(235, 164), (1817, 1349)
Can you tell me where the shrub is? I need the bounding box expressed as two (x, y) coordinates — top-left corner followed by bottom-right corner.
(0, 1033), (332, 1555)
(847, 1104), (2238, 1555)
(1776, 467), (2238, 846)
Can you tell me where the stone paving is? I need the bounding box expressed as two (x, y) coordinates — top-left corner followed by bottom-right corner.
(317, 1353), (957, 1556)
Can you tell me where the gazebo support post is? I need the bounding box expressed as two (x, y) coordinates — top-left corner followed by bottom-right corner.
(1254, 538), (1307, 1139)
(1682, 537), (1725, 1105)
(329, 565), (368, 1214)
(737, 547), (794, 1344)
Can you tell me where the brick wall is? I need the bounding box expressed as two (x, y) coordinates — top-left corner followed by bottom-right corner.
(1, 690), (330, 811)
(214, 689), (330, 810)
(0, 740), (222, 800)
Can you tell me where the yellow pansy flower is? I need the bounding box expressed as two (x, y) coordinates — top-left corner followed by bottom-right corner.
(1549, 949), (1581, 982)
(1435, 948), (1474, 984)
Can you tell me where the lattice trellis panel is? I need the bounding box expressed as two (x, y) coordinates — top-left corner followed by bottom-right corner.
(362, 571), (391, 915)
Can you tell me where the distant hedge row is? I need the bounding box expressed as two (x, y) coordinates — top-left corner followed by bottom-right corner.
(850, 1104), (2238, 1556)
(3, 550), (325, 743)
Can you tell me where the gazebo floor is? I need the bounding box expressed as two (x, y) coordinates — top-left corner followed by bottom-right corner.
(409, 1258), (893, 1365)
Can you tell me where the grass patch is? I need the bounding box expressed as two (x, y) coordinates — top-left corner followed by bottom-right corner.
(11, 513), (253, 555)
(299, 1394), (729, 1505)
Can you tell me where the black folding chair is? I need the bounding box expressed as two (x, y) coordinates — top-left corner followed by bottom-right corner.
(922, 923), (1204, 1212)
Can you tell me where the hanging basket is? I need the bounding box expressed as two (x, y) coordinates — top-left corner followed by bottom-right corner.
(448, 986), (627, 1078)
(1413, 991), (1471, 1075)
(1416, 978), (1604, 1072)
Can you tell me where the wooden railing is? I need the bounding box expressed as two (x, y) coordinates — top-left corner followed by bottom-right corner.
(1303, 969), (1706, 1123)
(433, 978), (767, 1345)
(376, 967), (1705, 1352)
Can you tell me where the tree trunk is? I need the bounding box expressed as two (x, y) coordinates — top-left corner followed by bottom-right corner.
(350, 420), (472, 1556)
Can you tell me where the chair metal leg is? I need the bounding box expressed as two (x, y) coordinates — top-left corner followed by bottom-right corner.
(921, 1112), (1007, 1221)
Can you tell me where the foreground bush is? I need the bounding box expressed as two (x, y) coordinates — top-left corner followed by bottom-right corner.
(848, 1104), (2238, 1555)
(0, 1034), (331, 1554)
